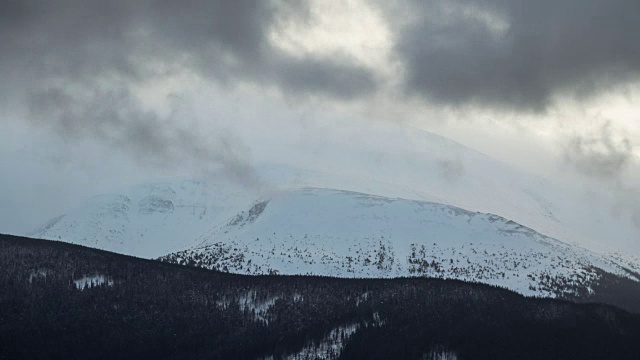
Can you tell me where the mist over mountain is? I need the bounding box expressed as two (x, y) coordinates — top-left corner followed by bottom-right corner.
(27, 128), (640, 310)
(32, 128), (640, 258)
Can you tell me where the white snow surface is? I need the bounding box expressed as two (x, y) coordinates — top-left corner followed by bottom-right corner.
(251, 126), (640, 258)
(32, 179), (256, 258)
(274, 323), (359, 360)
(29, 128), (640, 295)
(216, 290), (305, 325)
(30, 127), (640, 262)
(166, 188), (638, 297)
(73, 274), (114, 290)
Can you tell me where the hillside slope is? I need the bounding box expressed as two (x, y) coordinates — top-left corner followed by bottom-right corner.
(2, 234), (640, 359)
(162, 188), (640, 299)
(32, 179), (255, 258)
(30, 127), (640, 261)
(251, 126), (640, 258)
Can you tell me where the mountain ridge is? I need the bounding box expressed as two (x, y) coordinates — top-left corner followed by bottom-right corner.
(161, 187), (639, 301)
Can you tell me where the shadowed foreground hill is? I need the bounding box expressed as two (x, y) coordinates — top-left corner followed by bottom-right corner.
(1, 234), (639, 360)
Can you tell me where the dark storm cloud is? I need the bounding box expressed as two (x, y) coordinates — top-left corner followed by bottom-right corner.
(0, 0), (375, 98)
(275, 57), (378, 99)
(394, 0), (640, 111)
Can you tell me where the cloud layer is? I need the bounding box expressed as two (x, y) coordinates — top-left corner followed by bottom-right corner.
(0, 0), (377, 185)
(2, 0), (640, 240)
(564, 121), (633, 179)
(4, 1), (640, 111)
(0, 0), (377, 97)
(395, 0), (640, 111)
(4, 0), (640, 136)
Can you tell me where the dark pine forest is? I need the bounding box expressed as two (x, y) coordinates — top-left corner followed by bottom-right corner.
(1, 234), (639, 360)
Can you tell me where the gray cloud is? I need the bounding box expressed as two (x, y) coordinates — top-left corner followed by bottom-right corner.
(563, 121), (640, 230)
(1, 0), (377, 186)
(564, 121), (633, 179)
(394, 0), (640, 111)
(275, 57), (378, 99)
(0, 0), (376, 100)
(27, 85), (261, 187)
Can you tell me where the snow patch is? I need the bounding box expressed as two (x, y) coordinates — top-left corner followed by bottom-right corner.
(422, 348), (459, 360)
(239, 290), (280, 323)
(74, 274), (114, 290)
(216, 290), (304, 324)
(263, 323), (359, 360)
(33, 179), (257, 258)
(28, 269), (49, 284)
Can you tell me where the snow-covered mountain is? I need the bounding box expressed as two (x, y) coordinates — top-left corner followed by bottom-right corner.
(32, 179), (256, 258)
(252, 125), (640, 258)
(29, 126), (640, 301)
(161, 188), (639, 298)
(32, 126), (640, 260)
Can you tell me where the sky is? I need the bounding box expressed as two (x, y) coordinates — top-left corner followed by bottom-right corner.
(1, 0), (639, 248)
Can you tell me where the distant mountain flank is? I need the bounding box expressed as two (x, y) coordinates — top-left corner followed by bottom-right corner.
(160, 188), (640, 303)
(32, 179), (256, 258)
(30, 175), (640, 305)
(32, 129), (640, 262)
(26, 130), (640, 309)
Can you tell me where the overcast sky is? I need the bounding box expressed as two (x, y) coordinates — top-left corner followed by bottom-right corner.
(1, 0), (639, 240)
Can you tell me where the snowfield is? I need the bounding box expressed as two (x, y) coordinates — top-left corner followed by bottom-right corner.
(73, 274), (114, 290)
(31, 179), (256, 258)
(161, 188), (639, 297)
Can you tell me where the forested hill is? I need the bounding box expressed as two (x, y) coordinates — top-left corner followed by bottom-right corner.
(1, 234), (640, 360)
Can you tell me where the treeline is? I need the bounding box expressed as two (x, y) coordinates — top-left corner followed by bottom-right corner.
(1, 234), (639, 359)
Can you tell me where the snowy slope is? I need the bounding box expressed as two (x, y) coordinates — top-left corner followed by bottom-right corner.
(249, 125), (640, 258)
(161, 188), (639, 297)
(32, 179), (256, 258)
(30, 127), (640, 266)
